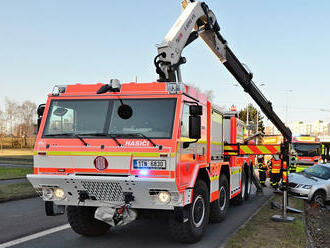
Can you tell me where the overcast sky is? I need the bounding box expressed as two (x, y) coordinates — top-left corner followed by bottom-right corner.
(0, 0), (329, 125)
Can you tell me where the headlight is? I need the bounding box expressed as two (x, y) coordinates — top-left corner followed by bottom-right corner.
(158, 191), (171, 204)
(54, 188), (66, 199)
(302, 185), (312, 189)
(42, 187), (54, 200)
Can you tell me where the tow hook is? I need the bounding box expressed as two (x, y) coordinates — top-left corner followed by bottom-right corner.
(94, 192), (137, 226)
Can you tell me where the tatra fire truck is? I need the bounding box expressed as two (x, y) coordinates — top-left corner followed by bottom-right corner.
(28, 0), (292, 243)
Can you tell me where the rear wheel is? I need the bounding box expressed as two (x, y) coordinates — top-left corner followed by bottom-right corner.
(231, 169), (246, 205)
(169, 180), (209, 243)
(209, 175), (229, 223)
(67, 206), (110, 236)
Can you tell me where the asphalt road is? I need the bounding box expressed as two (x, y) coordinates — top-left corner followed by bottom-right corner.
(0, 186), (273, 248)
(0, 179), (28, 185)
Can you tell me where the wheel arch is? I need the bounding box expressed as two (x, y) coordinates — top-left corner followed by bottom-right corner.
(220, 163), (230, 184)
(195, 167), (210, 191)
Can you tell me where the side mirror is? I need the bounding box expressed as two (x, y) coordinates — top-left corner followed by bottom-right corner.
(37, 104), (46, 133)
(183, 104), (202, 148)
(189, 116), (201, 139)
(189, 105), (202, 116)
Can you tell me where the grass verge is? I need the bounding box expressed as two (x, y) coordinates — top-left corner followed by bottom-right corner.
(226, 194), (306, 248)
(0, 151), (33, 165)
(0, 182), (37, 202)
(0, 167), (33, 180)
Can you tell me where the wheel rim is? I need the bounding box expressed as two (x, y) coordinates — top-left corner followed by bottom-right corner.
(241, 174), (246, 197)
(192, 195), (205, 228)
(219, 186), (227, 211)
(314, 195), (325, 205)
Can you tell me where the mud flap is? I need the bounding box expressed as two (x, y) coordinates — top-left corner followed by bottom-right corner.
(45, 201), (65, 216)
(174, 206), (190, 223)
(251, 169), (263, 194)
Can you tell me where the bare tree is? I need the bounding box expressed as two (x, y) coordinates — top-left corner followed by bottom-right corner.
(5, 98), (19, 136)
(20, 101), (37, 137)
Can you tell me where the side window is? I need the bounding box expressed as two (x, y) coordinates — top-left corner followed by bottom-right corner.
(181, 104), (190, 137)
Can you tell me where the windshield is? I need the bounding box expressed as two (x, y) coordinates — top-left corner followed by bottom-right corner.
(304, 164), (330, 180)
(292, 143), (321, 157)
(43, 98), (176, 139)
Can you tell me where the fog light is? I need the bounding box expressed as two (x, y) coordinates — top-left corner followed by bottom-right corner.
(54, 188), (65, 199)
(158, 191), (171, 204)
(42, 187), (54, 200)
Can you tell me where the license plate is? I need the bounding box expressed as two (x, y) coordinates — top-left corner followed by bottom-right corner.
(133, 160), (166, 169)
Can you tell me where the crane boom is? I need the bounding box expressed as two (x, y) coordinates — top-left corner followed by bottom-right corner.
(154, 0), (292, 142)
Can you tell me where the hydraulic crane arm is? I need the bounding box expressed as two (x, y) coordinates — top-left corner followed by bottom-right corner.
(155, 0), (292, 142)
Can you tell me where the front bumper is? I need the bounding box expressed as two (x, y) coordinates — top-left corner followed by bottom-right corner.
(27, 174), (183, 210)
(288, 187), (311, 200)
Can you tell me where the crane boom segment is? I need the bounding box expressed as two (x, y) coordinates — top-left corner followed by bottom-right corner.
(155, 0), (292, 142)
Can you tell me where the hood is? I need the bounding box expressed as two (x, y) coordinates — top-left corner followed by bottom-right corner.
(289, 172), (325, 186)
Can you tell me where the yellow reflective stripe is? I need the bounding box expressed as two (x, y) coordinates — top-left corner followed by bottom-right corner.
(271, 169), (281, 173)
(37, 151), (176, 158)
(179, 138), (222, 146)
(210, 175), (220, 181)
(211, 112), (222, 123)
(231, 169), (240, 175)
(179, 137), (207, 144)
(240, 146), (253, 154)
(226, 152), (238, 155)
(224, 145), (235, 150)
(257, 146), (271, 154)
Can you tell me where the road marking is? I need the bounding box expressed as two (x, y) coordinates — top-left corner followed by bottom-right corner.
(0, 224), (70, 248)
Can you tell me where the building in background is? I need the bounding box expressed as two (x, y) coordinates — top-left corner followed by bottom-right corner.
(265, 120), (330, 137)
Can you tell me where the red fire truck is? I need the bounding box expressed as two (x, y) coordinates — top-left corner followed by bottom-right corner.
(27, 0), (291, 243)
(292, 135), (322, 172)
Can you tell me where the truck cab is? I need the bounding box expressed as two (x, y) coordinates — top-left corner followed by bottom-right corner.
(27, 80), (256, 243)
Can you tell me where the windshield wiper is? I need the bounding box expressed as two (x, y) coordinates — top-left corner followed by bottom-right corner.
(79, 133), (123, 147)
(114, 133), (159, 148)
(44, 133), (89, 146)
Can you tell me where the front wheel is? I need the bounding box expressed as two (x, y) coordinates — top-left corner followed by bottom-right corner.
(312, 191), (326, 207)
(67, 206), (110, 236)
(169, 180), (210, 243)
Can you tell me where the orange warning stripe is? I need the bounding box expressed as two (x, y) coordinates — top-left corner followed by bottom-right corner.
(224, 144), (281, 155)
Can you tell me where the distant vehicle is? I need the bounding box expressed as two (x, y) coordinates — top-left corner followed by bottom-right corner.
(288, 163), (330, 205)
(292, 135), (322, 172)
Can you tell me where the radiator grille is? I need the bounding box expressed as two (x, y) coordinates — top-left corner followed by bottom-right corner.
(288, 182), (298, 188)
(80, 181), (124, 202)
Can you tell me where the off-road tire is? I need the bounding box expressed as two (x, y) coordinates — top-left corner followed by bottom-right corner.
(312, 191), (326, 207)
(209, 175), (229, 223)
(169, 180), (210, 243)
(67, 206), (110, 236)
(244, 168), (252, 200)
(231, 169), (246, 205)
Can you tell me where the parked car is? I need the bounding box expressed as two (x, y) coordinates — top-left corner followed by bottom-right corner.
(288, 163), (330, 205)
